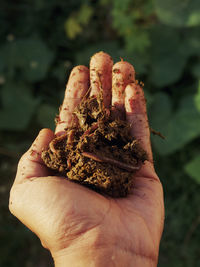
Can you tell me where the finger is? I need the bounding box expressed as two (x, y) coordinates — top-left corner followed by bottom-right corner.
(15, 129), (55, 184)
(55, 65), (89, 134)
(90, 51), (113, 108)
(112, 60), (135, 118)
(125, 83), (153, 162)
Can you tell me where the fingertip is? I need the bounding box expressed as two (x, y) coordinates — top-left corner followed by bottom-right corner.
(39, 128), (54, 136)
(14, 129), (55, 184)
(33, 128), (55, 150)
(72, 65), (89, 71)
(69, 65), (89, 79)
(27, 128), (54, 165)
(24, 128), (54, 168)
(112, 61), (135, 84)
(66, 65), (89, 98)
(90, 51), (113, 66)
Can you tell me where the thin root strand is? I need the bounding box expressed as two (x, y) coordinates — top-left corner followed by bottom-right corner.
(82, 151), (140, 172)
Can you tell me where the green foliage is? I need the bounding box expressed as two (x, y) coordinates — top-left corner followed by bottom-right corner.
(0, 38), (54, 82)
(150, 93), (200, 155)
(111, 0), (153, 53)
(185, 155), (200, 183)
(0, 82), (40, 130)
(149, 26), (188, 86)
(192, 63), (200, 79)
(64, 4), (93, 39)
(1, 0), (200, 266)
(195, 81), (200, 111)
(154, 0), (200, 27)
(37, 104), (57, 130)
(65, 17), (82, 39)
(149, 93), (172, 126)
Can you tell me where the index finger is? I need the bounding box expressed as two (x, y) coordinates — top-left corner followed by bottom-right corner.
(55, 65), (89, 135)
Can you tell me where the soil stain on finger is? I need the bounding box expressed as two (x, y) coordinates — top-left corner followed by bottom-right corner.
(41, 95), (147, 197)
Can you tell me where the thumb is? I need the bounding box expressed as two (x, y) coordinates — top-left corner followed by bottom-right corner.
(15, 128), (55, 184)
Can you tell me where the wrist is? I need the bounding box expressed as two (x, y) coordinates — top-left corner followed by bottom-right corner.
(52, 245), (157, 267)
(50, 220), (158, 267)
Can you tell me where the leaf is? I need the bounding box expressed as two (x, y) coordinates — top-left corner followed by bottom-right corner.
(125, 28), (150, 54)
(152, 95), (200, 155)
(144, 90), (154, 109)
(100, 0), (112, 5)
(184, 27), (200, 56)
(111, 0), (133, 25)
(149, 92), (172, 152)
(149, 92), (172, 128)
(64, 4), (93, 39)
(64, 17), (82, 39)
(52, 62), (71, 82)
(78, 4), (93, 25)
(149, 26), (188, 87)
(19, 39), (54, 82)
(121, 50), (150, 75)
(192, 62), (200, 78)
(155, 0), (200, 27)
(0, 82), (40, 131)
(112, 0), (132, 11)
(0, 38), (54, 82)
(195, 80), (200, 111)
(37, 104), (57, 130)
(184, 155), (200, 184)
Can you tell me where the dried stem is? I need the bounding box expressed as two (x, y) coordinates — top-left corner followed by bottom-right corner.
(67, 159), (71, 169)
(81, 123), (99, 139)
(82, 151), (140, 172)
(150, 128), (165, 139)
(67, 129), (75, 145)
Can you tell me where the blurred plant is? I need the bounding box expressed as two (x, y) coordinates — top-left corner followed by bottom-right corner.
(64, 4), (94, 39)
(154, 0), (200, 27)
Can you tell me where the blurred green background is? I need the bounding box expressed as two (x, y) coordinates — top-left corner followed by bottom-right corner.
(1, 0), (200, 266)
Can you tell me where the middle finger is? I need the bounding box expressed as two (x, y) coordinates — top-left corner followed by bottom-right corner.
(89, 51), (113, 108)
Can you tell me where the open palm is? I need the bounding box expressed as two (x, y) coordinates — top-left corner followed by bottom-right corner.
(9, 52), (164, 267)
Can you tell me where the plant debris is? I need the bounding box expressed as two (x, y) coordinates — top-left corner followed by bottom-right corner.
(150, 128), (165, 139)
(41, 95), (147, 197)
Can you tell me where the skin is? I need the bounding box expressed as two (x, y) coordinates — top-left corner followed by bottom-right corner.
(112, 60), (135, 120)
(55, 65), (89, 133)
(9, 52), (164, 267)
(90, 51), (113, 109)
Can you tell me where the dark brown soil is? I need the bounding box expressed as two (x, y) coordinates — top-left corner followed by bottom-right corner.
(41, 95), (147, 197)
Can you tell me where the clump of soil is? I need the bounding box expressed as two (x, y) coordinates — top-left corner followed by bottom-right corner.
(41, 96), (147, 197)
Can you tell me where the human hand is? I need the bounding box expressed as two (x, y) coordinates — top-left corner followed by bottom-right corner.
(9, 52), (164, 267)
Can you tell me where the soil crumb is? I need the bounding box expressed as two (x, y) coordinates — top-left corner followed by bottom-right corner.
(41, 95), (147, 197)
